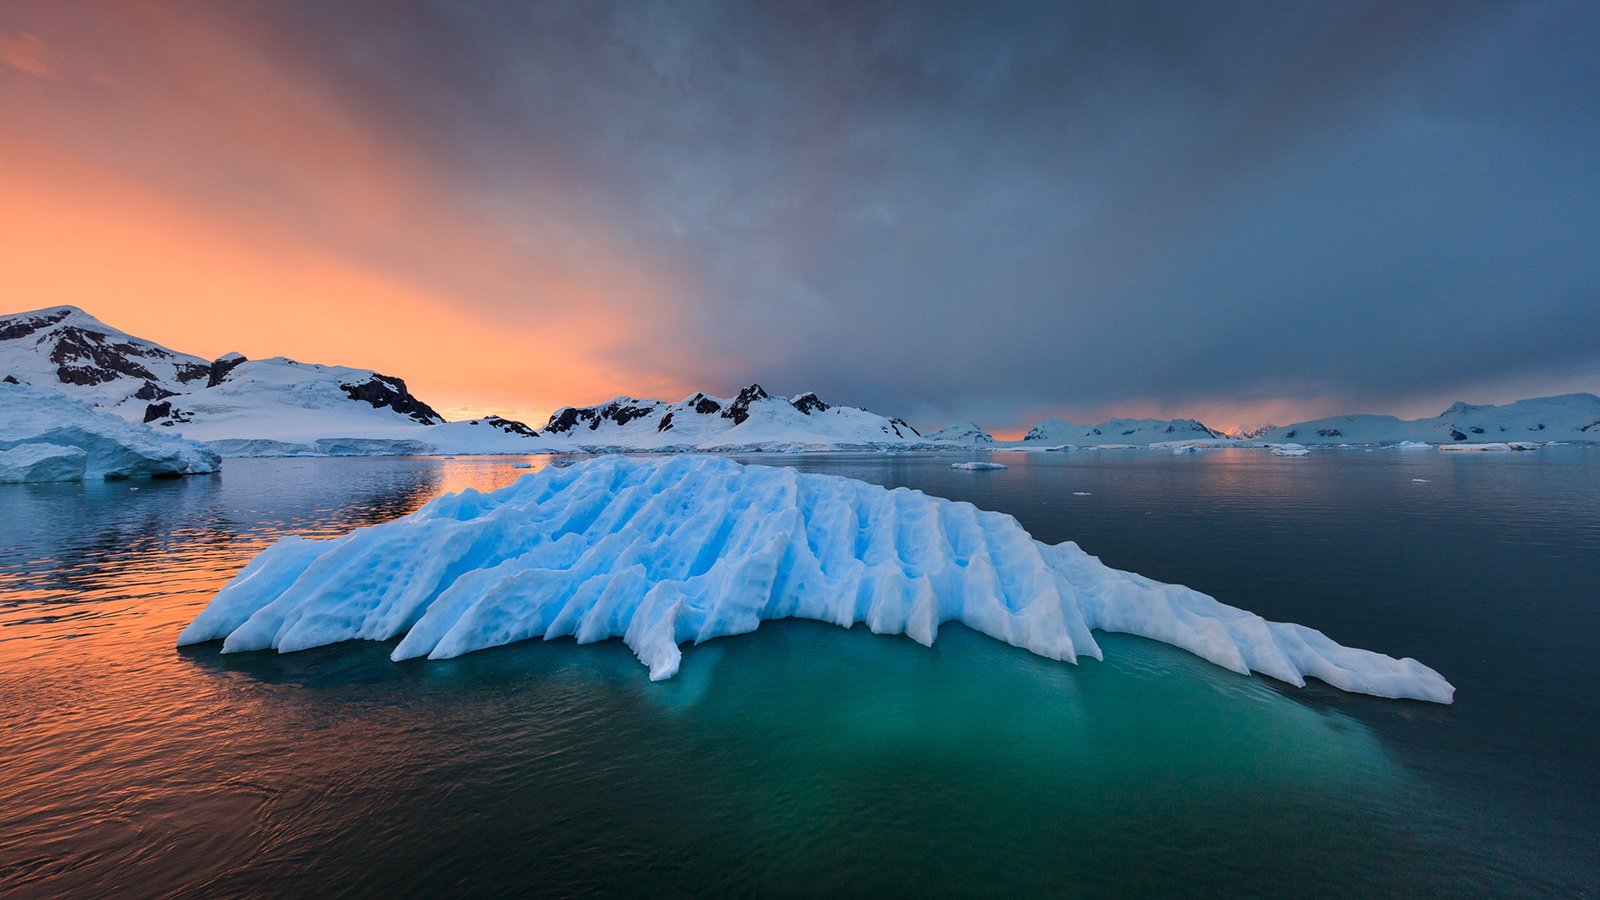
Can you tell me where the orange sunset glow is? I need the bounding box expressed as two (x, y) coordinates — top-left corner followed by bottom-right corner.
(2, 2), (701, 426)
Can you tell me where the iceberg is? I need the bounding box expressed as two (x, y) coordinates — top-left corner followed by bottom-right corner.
(0, 442), (89, 483)
(1270, 443), (1310, 457)
(178, 456), (1454, 703)
(951, 461), (1007, 470)
(0, 381), (219, 479)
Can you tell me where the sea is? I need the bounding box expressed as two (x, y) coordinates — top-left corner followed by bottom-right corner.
(1, 448), (1596, 896)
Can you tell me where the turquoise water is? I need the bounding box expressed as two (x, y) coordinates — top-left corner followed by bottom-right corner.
(1, 449), (1596, 895)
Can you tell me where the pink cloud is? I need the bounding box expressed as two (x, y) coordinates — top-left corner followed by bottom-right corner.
(0, 32), (59, 77)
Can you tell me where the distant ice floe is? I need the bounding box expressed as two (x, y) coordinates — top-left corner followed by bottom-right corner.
(951, 461), (1007, 471)
(180, 456), (1454, 703)
(1437, 442), (1539, 452)
(1270, 443), (1310, 457)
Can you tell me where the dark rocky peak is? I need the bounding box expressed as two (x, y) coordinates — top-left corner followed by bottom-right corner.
(48, 326), (160, 386)
(723, 383), (771, 425)
(2, 307), (214, 401)
(596, 401), (658, 429)
(2, 375), (19, 385)
(469, 415), (538, 437)
(173, 362), (209, 384)
(206, 353), (248, 387)
(338, 373), (444, 425)
(0, 307), (75, 342)
(687, 393), (722, 415)
(790, 392), (829, 415)
(134, 380), (176, 401)
(544, 407), (589, 434)
(544, 399), (660, 434)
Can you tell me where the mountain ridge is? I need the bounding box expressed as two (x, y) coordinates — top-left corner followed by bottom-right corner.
(3, 306), (1596, 453)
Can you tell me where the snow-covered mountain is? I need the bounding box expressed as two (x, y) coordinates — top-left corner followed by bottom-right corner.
(1, 306), (544, 456)
(0, 306), (213, 414)
(1, 307), (938, 455)
(1263, 394), (1600, 446)
(925, 421), (994, 444)
(7, 307), (1595, 456)
(1021, 417), (1225, 446)
(539, 384), (925, 451)
(144, 355), (444, 438)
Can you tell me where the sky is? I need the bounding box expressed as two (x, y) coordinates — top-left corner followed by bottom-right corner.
(2, 1), (1597, 436)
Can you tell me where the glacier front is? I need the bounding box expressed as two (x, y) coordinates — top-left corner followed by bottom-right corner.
(178, 456), (1454, 703)
(0, 381), (220, 480)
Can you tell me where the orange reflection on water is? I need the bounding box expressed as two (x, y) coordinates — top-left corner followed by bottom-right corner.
(0, 456), (574, 895)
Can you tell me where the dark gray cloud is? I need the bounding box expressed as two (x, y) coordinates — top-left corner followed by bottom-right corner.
(256, 0), (1600, 425)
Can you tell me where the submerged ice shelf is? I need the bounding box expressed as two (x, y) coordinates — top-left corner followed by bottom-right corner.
(178, 456), (1454, 703)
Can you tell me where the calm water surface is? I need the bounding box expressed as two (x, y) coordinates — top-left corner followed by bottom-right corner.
(1, 449), (1596, 896)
